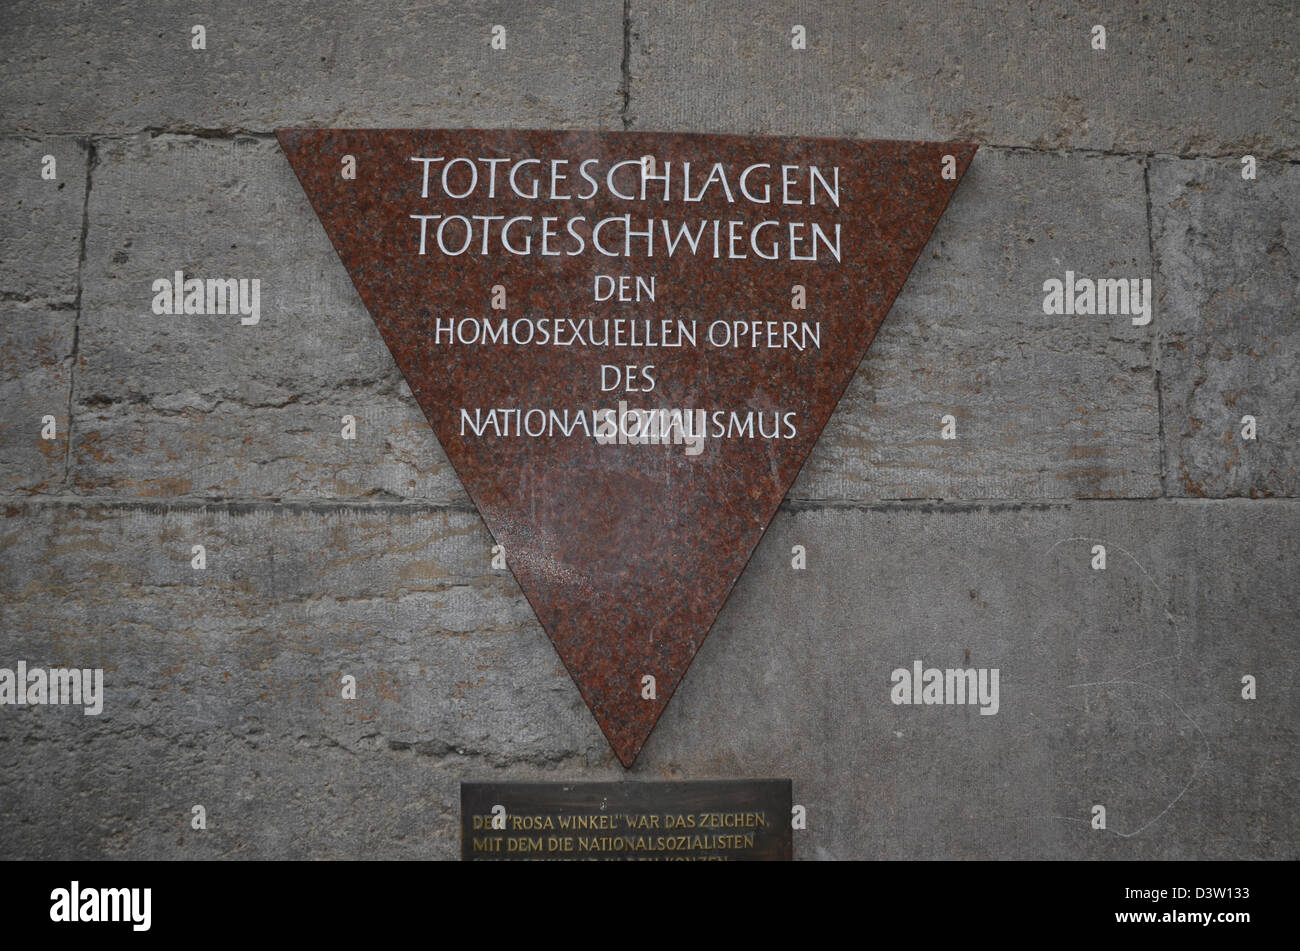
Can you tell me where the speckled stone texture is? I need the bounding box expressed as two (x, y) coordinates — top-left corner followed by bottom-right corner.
(279, 129), (974, 763)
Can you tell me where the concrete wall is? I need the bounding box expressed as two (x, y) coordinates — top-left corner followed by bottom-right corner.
(1, 1), (1295, 859)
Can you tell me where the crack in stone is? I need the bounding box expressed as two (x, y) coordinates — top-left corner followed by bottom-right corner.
(64, 137), (97, 488)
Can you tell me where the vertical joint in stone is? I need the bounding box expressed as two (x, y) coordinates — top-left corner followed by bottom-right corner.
(1142, 155), (1167, 498)
(620, 0), (632, 129)
(66, 137), (98, 487)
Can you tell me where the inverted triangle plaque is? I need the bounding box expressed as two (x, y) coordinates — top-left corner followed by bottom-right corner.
(279, 129), (975, 766)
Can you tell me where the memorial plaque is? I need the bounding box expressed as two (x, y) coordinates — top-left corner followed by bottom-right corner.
(461, 780), (792, 861)
(280, 129), (975, 765)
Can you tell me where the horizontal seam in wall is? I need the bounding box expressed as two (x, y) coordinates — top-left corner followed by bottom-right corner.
(3, 129), (1298, 165)
(1, 495), (1296, 516)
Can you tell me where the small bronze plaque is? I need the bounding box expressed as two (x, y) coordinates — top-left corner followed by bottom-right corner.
(461, 780), (792, 861)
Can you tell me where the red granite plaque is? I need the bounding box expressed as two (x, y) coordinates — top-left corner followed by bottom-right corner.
(279, 129), (975, 766)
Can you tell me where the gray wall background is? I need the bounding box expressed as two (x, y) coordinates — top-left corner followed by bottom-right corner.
(0, 1), (1296, 859)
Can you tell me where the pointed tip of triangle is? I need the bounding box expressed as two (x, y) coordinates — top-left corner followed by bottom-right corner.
(611, 738), (642, 769)
(606, 702), (674, 769)
(279, 129), (978, 768)
(577, 674), (666, 769)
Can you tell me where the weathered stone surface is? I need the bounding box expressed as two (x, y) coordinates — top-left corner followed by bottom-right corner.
(793, 148), (1160, 501)
(1152, 157), (1299, 498)
(79, 135), (383, 404)
(0, 137), (84, 494)
(71, 134), (472, 501)
(641, 499), (1299, 860)
(0, 1), (623, 134)
(1, 499), (1294, 859)
(0, 502), (606, 764)
(0, 136), (87, 303)
(0, 729), (616, 860)
(71, 388), (467, 502)
(0, 304), (74, 493)
(629, 1), (1300, 158)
